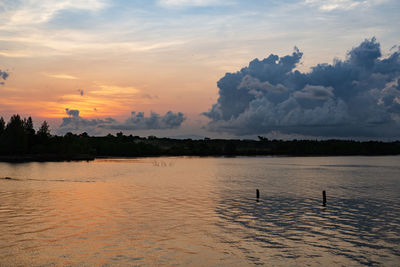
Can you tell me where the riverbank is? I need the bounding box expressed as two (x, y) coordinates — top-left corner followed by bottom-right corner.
(0, 154), (95, 162)
(1, 136), (400, 162)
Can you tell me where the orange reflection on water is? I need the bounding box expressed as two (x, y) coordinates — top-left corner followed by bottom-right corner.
(0, 157), (399, 266)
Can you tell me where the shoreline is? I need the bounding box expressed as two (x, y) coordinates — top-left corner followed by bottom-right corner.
(0, 154), (95, 163)
(1, 153), (399, 163)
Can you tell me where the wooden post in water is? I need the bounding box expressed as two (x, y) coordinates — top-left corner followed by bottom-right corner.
(322, 190), (327, 206)
(256, 189), (260, 201)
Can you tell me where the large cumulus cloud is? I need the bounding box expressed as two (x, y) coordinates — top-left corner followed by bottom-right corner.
(58, 108), (186, 135)
(203, 38), (400, 138)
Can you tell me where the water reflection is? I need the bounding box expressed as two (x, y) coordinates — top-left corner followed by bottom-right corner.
(0, 156), (399, 266)
(216, 193), (400, 265)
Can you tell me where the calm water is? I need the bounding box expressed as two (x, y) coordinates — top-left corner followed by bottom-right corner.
(0, 156), (399, 266)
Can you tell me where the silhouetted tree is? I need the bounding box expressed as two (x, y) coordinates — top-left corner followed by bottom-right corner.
(24, 117), (35, 135)
(37, 121), (50, 138)
(3, 115), (27, 153)
(224, 142), (237, 155)
(23, 116), (36, 152)
(0, 117), (4, 136)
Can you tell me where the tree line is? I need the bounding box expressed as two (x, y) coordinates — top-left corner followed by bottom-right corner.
(0, 115), (50, 155)
(1, 114), (400, 162)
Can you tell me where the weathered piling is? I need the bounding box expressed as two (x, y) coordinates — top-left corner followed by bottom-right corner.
(322, 190), (327, 206)
(256, 189), (260, 201)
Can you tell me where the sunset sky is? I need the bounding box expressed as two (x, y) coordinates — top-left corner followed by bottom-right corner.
(1, 0), (399, 139)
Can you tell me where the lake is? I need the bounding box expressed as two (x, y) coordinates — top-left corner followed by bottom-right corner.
(1, 156), (399, 266)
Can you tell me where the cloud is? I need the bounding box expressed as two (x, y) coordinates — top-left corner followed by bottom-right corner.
(65, 108), (80, 117)
(157, 0), (229, 7)
(0, 69), (9, 85)
(203, 38), (400, 138)
(58, 109), (186, 135)
(2, 0), (107, 26)
(0, 50), (33, 58)
(107, 111), (186, 131)
(44, 73), (78, 80)
(59, 108), (117, 135)
(304, 0), (363, 11)
(304, 0), (393, 11)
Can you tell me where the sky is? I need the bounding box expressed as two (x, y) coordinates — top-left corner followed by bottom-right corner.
(0, 0), (399, 139)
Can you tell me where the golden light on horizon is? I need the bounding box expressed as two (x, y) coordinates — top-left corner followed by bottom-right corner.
(0, 80), (154, 120)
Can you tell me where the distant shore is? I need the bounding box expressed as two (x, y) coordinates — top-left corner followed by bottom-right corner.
(1, 140), (400, 163)
(2, 114), (400, 162)
(0, 154), (95, 163)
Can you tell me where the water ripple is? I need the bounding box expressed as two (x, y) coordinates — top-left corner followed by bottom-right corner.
(0, 156), (399, 266)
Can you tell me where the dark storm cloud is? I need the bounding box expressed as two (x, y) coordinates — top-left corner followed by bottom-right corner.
(58, 109), (185, 135)
(0, 69), (9, 85)
(203, 38), (400, 138)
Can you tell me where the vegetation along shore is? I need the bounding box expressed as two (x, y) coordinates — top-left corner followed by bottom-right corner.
(1, 115), (399, 162)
